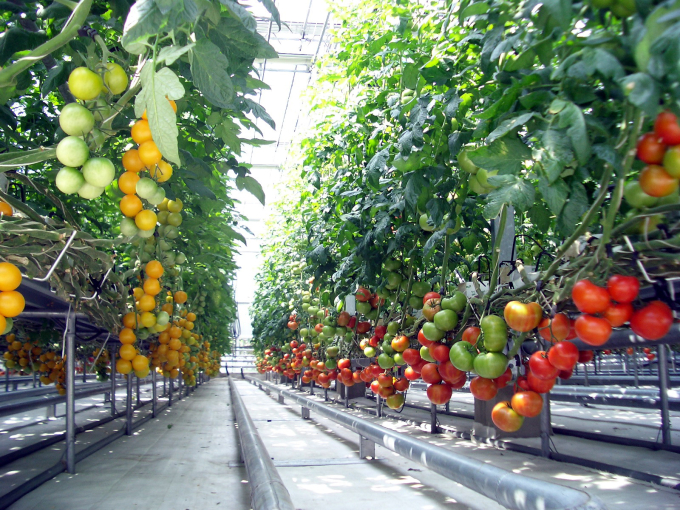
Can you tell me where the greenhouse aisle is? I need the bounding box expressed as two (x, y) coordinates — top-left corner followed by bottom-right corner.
(8, 379), (249, 510)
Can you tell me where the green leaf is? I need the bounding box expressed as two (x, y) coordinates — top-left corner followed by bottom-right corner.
(483, 175), (535, 219)
(486, 113), (535, 143)
(0, 146), (57, 170)
(556, 181), (588, 236)
(185, 178), (217, 200)
(189, 38), (234, 108)
(556, 102), (590, 165)
(581, 48), (624, 80)
(528, 202), (552, 232)
(236, 175), (265, 206)
(620, 72), (660, 117)
(536, 129), (573, 183)
(461, 2), (489, 18)
(223, 224), (247, 245)
(468, 136), (531, 175)
(403, 63), (419, 90)
(255, 0), (281, 29)
(157, 42), (195, 65)
(0, 28), (49, 67)
(423, 229), (447, 257)
(243, 99), (276, 129)
(538, 176), (569, 215)
(41, 61), (70, 97)
(122, 0), (164, 53)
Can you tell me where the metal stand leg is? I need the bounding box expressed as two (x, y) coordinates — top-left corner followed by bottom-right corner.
(126, 375), (133, 436)
(168, 377), (173, 407)
(634, 347), (639, 388)
(4, 371), (8, 392)
(430, 404), (438, 434)
(163, 376), (167, 397)
(324, 388), (329, 402)
(310, 380), (314, 395)
(152, 370), (157, 417)
(359, 435), (375, 459)
(278, 394), (284, 404)
(377, 396), (382, 418)
(301, 406), (310, 419)
(583, 364), (589, 386)
(110, 346), (117, 416)
(65, 312), (76, 474)
(136, 375), (141, 406)
(178, 376), (183, 400)
(541, 394), (551, 457)
(659, 346), (672, 445)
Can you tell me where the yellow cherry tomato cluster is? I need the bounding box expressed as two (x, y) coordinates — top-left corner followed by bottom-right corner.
(3, 333), (40, 372)
(0, 262), (25, 335)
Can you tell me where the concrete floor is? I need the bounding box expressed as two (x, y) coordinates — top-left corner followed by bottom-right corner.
(8, 379), (249, 510)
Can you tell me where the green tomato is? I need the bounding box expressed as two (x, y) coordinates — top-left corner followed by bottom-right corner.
(624, 181), (659, 209)
(344, 331), (354, 343)
(103, 63), (129, 95)
(385, 271), (403, 289)
(167, 212), (183, 227)
(136, 177), (158, 199)
(441, 292), (467, 313)
(55, 167), (85, 194)
(411, 281), (431, 297)
(409, 295), (424, 310)
(419, 213), (435, 232)
(59, 103), (94, 137)
(310, 328), (320, 338)
(476, 168), (498, 189)
(387, 321), (400, 335)
(364, 346), (376, 357)
(307, 306), (319, 316)
(325, 358), (337, 370)
(658, 187), (679, 205)
(382, 342), (395, 356)
(299, 328), (309, 337)
(335, 326), (347, 336)
(434, 309), (458, 331)
(384, 259), (402, 271)
(82, 157), (115, 188)
(449, 341), (476, 371)
(422, 321), (445, 341)
(366, 309), (378, 321)
(377, 353), (395, 369)
(323, 316), (335, 326)
(326, 346), (339, 357)
(56, 136), (89, 167)
(316, 310), (325, 319)
(322, 326), (336, 337)
(469, 173), (489, 194)
(480, 315), (508, 352)
(458, 150), (478, 174)
(473, 352), (508, 379)
(420, 345), (435, 362)
(393, 352), (405, 366)
(611, 0), (636, 17)
(416, 190), (431, 214)
(68, 67), (103, 101)
(356, 301), (372, 316)
(77, 182), (104, 199)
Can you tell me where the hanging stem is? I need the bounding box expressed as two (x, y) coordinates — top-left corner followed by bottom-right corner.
(440, 234), (450, 295)
(482, 204), (507, 315)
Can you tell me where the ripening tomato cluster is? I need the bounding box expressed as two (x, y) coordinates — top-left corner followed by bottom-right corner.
(0, 262), (25, 336)
(571, 276), (674, 345)
(0, 198), (13, 217)
(634, 111), (680, 202)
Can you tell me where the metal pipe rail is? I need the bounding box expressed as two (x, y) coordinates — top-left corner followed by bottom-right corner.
(246, 376), (605, 510)
(0, 379), (106, 403)
(0, 380), (127, 419)
(229, 377), (295, 510)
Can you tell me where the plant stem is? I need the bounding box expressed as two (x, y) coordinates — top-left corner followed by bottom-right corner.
(482, 204), (507, 314)
(440, 234), (450, 295)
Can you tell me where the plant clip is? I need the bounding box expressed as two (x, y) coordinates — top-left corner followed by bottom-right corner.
(605, 243), (613, 259)
(535, 280), (544, 292)
(550, 304), (558, 317)
(77, 26), (99, 41)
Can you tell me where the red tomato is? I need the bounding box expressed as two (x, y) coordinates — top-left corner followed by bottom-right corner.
(647, 353), (656, 361)
(578, 350), (594, 363)
(369, 335), (380, 347)
(538, 313), (570, 342)
(352, 370), (362, 383)
(606, 275), (640, 303)
(492, 367), (513, 389)
(631, 301), (673, 340)
(470, 376), (498, 401)
(437, 360), (463, 384)
(422, 291), (441, 304)
(529, 351), (558, 380)
(558, 369), (573, 380)
(418, 329), (433, 347)
(378, 385), (395, 398)
(575, 315), (612, 346)
(639, 165), (679, 197)
(626, 347), (634, 355)
(654, 111), (680, 145)
(426, 383), (452, 405)
(356, 287), (371, 302)
(411, 358), (428, 373)
(374, 325), (387, 339)
(394, 377), (410, 392)
(404, 366), (421, 380)
(356, 321), (372, 334)
(462, 326), (481, 345)
(603, 349), (612, 355)
(527, 371), (556, 393)
(571, 280), (610, 314)
(636, 133), (666, 164)
(337, 311), (350, 327)
(643, 347), (651, 354)
(547, 341), (578, 371)
(315, 323), (324, 333)
(491, 401), (524, 432)
(290, 340), (298, 349)
(429, 343), (451, 363)
(371, 364), (383, 377)
(369, 293), (385, 309)
(422, 299), (442, 321)
(377, 373), (393, 387)
(503, 301), (543, 332)
(421, 362), (443, 384)
(517, 375), (530, 390)
(603, 302), (634, 327)
(566, 318), (577, 340)
(511, 390), (543, 418)
(337, 358), (351, 370)
(447, 374), (467, 389)
(402, 348), (422, 366)
(348, 316), (357, 329)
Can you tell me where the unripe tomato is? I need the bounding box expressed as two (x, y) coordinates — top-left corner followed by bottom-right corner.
(571, 279), (610, 314)
(480, 314), (508, 352)
(68, 67), (103, 100)
(511, 390), (543, 418)
(491, 401), (524, 432)
(503, 301), (542, 332)
(639, 165), (679, 198)
(636, 133), (666, 164)
(630, 301), (673, 340)
(103, 63), (129, 95)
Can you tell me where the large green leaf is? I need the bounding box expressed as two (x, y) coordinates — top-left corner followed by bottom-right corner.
(189, 39), (234, 108)
(483, 175), (535, 219)
(468, 137), (532, 175)
(236, 175), (266, 206)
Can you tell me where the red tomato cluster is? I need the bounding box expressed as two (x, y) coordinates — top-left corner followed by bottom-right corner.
(572, 276), (673, 344)
(635, 111), (680, 197)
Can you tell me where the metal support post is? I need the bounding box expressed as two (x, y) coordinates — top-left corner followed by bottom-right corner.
(376, 395), (382, 418)
(110, 346), (117, 416)
(658, 346), (672, 445)
(163, 376), (167, 397)
(278, 394), (285, 404)
(359, 435), (375, 459)
(152, 369), (157, 418)
(46, 403), (56, 419)
(310, 380), (314, 395)
(301, 406), (310, 419)
(430, 404), (438, 434)
(126, 374), (133, 436)
(445, 402), (450, 413)
(583, 363), (589, 386)
(324, 387), (329, 402)
(168, 377), (173, 407)
(65, 311), (76, 474)
(136, 375), (141, 406)
(345, 391), (349, 408)
(594, 354), (598, 375)
(32, 369), (37, 388)
(633, 348), (639, 388)
(4, 370), (8, 392)
(540, 394), (551, 457)
(178, 375), (183, 400)
(82, 361), (87, 383)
